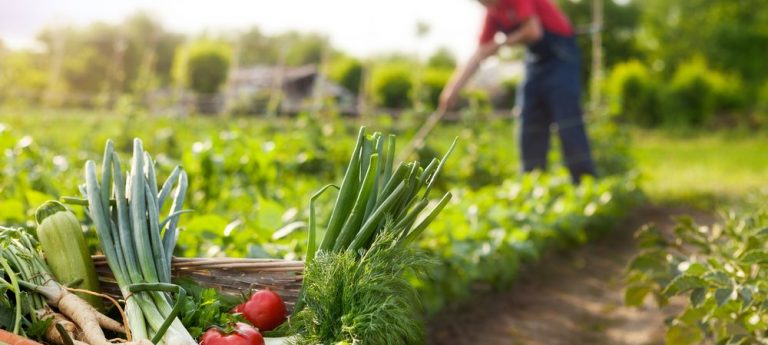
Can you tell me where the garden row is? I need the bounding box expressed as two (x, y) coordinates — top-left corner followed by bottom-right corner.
(1, 113), (641, 342)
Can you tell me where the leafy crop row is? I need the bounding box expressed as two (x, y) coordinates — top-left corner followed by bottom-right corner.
(418, 172), (641, 312)
(0, 112), (640, 315)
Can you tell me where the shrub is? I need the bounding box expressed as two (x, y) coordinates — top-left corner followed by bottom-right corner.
(173, 40), (232, 95)
(420, 68), (452, 109)
(494, 77), (519, 110)
(370, 64), (414, 109)
(755, 81), (768, 125)
(605, 60), (659, 126)
(0, 51), (49, 106)
(227, 90), (273, 115)
(661, 58), (745, 127)
(426, 47), (457, 70)
(712, 75), (748, 114)
(627, 197), (768, 344)
(328, 57), (363, 95)
(464, 89), (492, 115)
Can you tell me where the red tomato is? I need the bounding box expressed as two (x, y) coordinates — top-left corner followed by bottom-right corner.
(233, 303), (244, 314)
(200, 323), (264, 345)
(235, 289), (287, 331)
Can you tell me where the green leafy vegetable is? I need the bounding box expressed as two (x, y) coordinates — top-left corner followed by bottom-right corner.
(291, 232), (432, 345)
(177, 279), (244, 339)
(311, 127), (456, 257)
(627, 195), (768, 343)
(76, 139), (196, 345)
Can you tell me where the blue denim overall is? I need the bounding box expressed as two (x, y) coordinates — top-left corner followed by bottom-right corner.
(517, 31), (596, 183)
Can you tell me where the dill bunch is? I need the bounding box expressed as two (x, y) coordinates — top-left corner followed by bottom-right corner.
(291, 231), (433, 345)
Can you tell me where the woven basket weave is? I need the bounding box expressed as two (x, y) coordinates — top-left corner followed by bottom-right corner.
(92, 256), (304, 310)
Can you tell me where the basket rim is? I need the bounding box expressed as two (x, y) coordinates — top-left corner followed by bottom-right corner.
(91, 255), (305, 270)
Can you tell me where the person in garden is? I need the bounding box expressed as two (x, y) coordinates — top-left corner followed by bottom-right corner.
(438, 0), (597, 183)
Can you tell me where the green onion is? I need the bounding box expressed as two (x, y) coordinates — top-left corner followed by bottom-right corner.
(319, 128), (366, 252)
(294, 127), (456, 319)
(333, 153), (380, 251)
(0, 255), (23, 334)
(312, 126), (457, 255)
(79, 139), (195, 345)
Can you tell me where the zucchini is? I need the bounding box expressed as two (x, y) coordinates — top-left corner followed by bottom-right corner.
(35, 200), (102, 309)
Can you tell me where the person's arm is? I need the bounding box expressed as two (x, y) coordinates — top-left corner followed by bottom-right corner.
(503, 16), (543, 46)
(438, 0), (542, 113)
(501, 0), (541, 45)
(438, 41), (499, 112)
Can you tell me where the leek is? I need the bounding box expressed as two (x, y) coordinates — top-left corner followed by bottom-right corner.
(79, 139), (195, 345)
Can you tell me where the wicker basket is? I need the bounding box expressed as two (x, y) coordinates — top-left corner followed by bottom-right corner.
(92, 256), (304, 310)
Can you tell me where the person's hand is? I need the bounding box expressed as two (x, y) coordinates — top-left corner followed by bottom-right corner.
(437, 41), (498, 113)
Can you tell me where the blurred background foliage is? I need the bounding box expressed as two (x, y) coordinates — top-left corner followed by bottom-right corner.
(0, 0), (765, 127)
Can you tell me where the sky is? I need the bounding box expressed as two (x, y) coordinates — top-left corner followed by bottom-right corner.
(0, 0), (487, 61)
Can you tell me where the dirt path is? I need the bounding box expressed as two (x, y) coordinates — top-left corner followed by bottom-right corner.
(428, 205), (714, 345)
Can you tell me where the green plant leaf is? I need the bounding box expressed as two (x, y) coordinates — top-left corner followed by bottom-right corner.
(740, 250), (768, 264)
(0, 303), (16, 330)
(683, 262), (708, 276)
(663, 275), (707, 296)
(725, 335), (748, 345)
(665, 322), (702, 345)
(625, 284), (652, 307)
(738, 287), (753, 308)
(690, 288), (707, 308)
(702, 271), (731, 288)
(629, 252), (666, 273)
(715, 288), (733, 306)
(26, 317), (54, 340)
(635, 224), (667, 248)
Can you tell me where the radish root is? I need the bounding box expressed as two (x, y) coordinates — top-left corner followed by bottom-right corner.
(29, 283), (150, 345)
(38, 309), (78, 345)
(58, 292), (113, 345)
(67, 288), (128, 336)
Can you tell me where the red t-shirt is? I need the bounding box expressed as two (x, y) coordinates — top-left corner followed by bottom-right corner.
(479, 0), (574, 44)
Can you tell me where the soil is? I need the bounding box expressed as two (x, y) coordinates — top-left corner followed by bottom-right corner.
(428, 205), (715, 345)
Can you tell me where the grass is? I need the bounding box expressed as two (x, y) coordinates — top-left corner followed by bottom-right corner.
(631, 128), (768, 209)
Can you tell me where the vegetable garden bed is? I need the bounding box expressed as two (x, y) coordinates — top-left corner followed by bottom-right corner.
(1, 114), (642, 344)
(1, 126), (456, 344)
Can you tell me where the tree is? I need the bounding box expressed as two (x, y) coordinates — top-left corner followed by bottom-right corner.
(36, 24), (117, 97)
(638, 0), (768, 87)
(328, 57), (364, 95)
(122, 12), (182, 92)
(277, 31), (330, 66)
(0, 51), (49, 105)
(237, 27), (279, 66)
(173, 40), (232, 95)
(236, 29), (332, 67)
(34, 12), (183, 107)
(370, 64), (414, 109)
(554, 0), (642, 87)
(421, 68), (452, 109)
